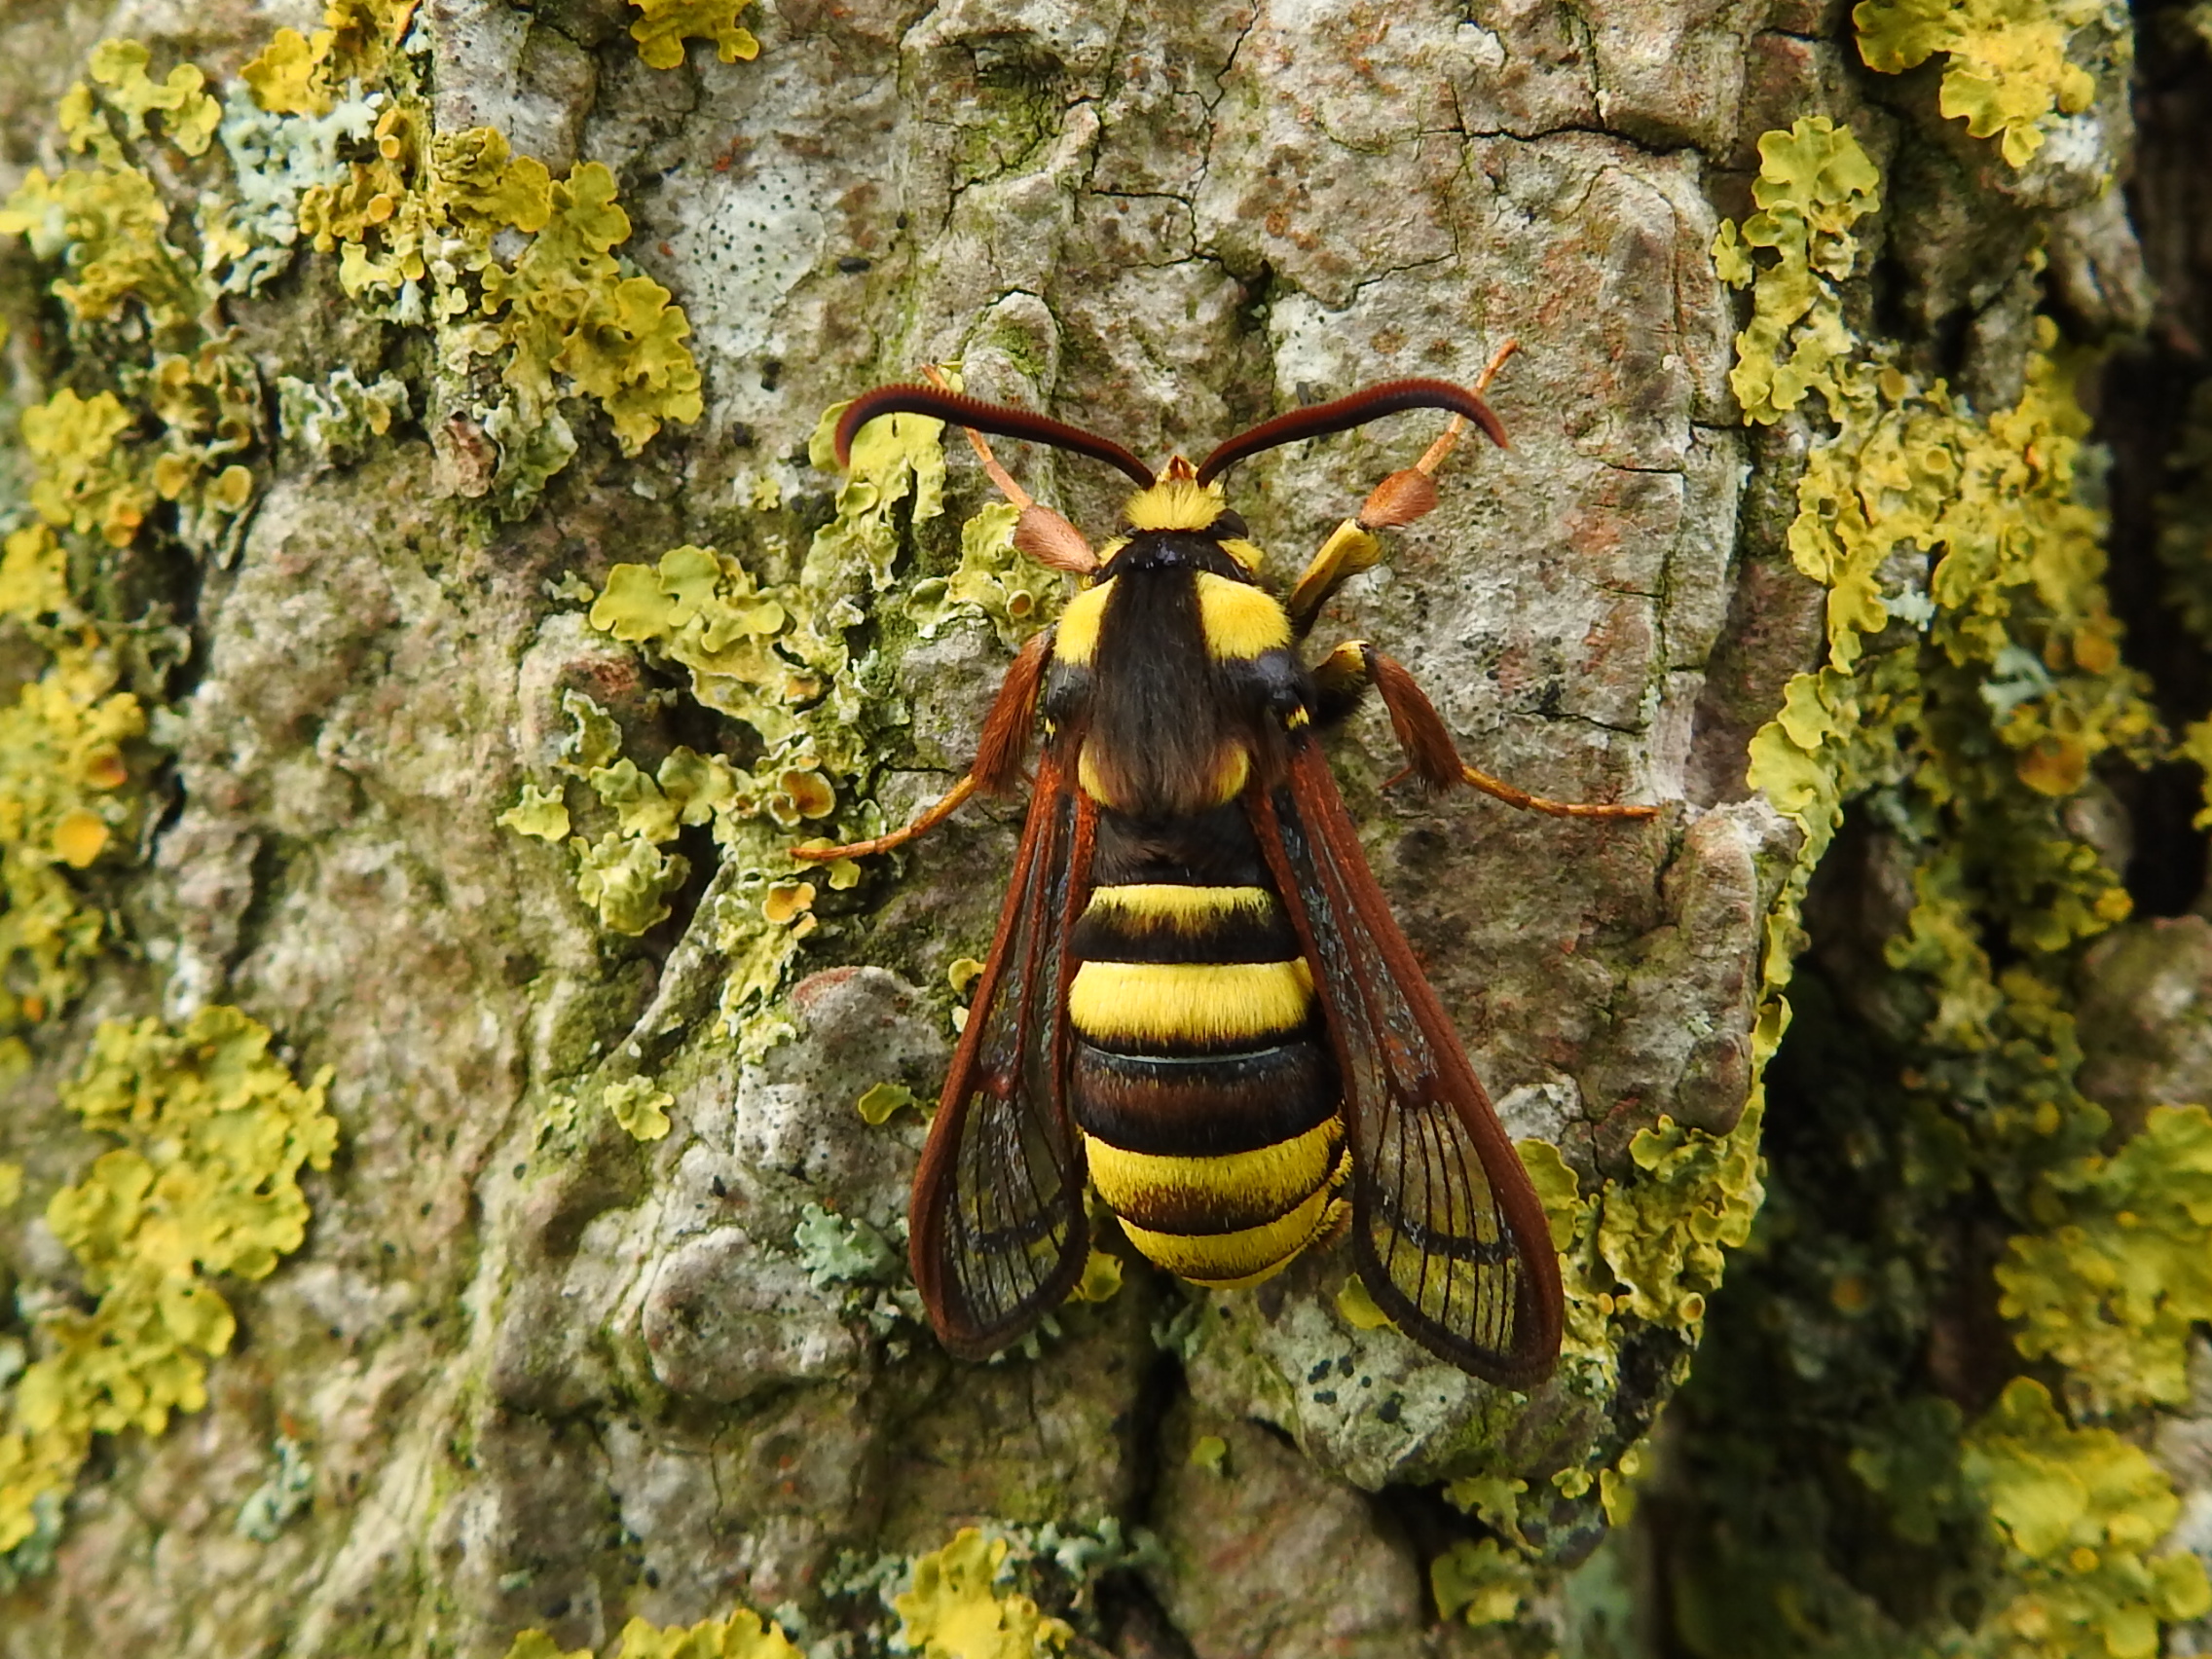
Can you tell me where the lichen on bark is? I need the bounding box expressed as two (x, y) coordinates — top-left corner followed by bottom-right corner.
(0, 0), (2206, 1655)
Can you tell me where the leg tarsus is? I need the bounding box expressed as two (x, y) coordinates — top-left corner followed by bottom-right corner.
(794, 632), (1053, 865)
(793, 774), (979, 863)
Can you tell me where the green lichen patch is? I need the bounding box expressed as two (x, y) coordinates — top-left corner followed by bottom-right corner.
(1854, 0), (2105, 166)
(793, 1200), (900, 1289)
(1995, 1105), (2212, 1414)
(0, 4), (703, 523)
(1663, 103), (2203, 1659)
(0, 525), (148, 1068)
(604, 1076), (675, 1142)
(907, 500), (1062, 647)
(628, 0), (762, 71)
(1431, 1535), (1535, 1628)
(1960, 1379), (2211, 1657)
(0, 1007), (336, 1559)
(501, 395), (990, 1047)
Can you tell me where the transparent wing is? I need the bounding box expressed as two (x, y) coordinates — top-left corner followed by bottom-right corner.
(909, 747), (1091, 1357)
(1258, 734), (1563, 1385)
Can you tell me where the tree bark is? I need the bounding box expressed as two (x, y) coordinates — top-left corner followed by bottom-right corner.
(0, 1), (2202, 1657)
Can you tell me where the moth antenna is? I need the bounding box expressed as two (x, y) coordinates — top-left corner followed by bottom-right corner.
(917, 368), (1098, 575)
(834, 384), (1156, 488)
(1194, 377), (1509, 486)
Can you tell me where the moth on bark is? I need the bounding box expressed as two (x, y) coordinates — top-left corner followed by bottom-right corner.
(799, 355), (1654, 1384)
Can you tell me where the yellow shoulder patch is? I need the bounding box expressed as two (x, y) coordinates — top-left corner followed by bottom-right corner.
(1195, 571), (1291, 661)
(1218, 536), (1267, 573)
(1054, 578), (1114, 667)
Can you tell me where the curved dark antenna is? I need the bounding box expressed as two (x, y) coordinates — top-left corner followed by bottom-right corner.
(833, 385), (1156, 489)
(1194, 378), (1509, 485)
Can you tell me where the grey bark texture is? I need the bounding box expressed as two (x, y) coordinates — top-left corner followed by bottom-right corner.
(0, 0), (2198, 1656)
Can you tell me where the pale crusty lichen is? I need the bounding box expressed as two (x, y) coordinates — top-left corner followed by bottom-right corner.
(1853, 0), (2108, 166)
(0, 1008), (336, 1558)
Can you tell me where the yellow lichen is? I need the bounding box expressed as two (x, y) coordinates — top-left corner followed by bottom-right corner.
(855, 1080), (917, 1124)
(0, 527), (146, 1067)
(501, 1605), (802, 1659)
(908, 500), (1063, 647)
(627, 0), (762, 70)
(1995, 1105), (2212, 1414)
(1961, 1380), (2211, 1657)
(893, 1529), (1073, 1659)
(604, 1077), (675, 1142)
(1593, 1115), (1764, 1331)
(1854, 0), (2104, 166)
(502, 393), (986, 1045)
(76, 39), (220, 158)
(0, 141), (201, 339)
(0, 1008), (337, 1553)
(1687, 106), (2201, 1659)
(1430, 1535), (1534, 1627)
(1067, 1248), (1123, 1304)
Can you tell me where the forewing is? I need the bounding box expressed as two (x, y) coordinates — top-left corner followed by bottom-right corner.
(908, 746), (1091, 1357)
(1257, 734), (1564, 1385)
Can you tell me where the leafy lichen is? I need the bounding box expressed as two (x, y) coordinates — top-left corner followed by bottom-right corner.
(0, 524), (147, 1070)
(1853, 0), (2107, 166)
(893, 1528), (1074, 1659)
(604, 1076), (676, 1143)
(627, 0), (762, 71)
(500, 1605), (802, 1659)
(0, 1007), (336, 1557)
(1662, 107), (2206, 1659)
(1994, 1105), (2212, 1415)
(501, 395), (971, 1047)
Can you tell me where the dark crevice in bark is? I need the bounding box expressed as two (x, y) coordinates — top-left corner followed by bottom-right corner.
(2100, 2), (2212, 916)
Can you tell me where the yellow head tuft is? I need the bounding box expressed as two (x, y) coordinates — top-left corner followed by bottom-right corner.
(1124, 469), (1226, 533)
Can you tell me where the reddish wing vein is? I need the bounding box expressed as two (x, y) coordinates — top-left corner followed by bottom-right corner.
(908, 745), (1092, 1358)
(1255, 734), (1564, 1386)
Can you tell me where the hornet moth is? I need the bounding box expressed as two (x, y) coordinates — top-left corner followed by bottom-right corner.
(795, 350), (1655, 1385)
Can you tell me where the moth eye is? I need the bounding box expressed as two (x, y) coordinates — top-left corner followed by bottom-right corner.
(1212, 509), (1249, 539)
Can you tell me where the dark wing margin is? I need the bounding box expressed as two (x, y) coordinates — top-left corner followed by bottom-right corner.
(1253, 733), (1564, 1386)
(909, 744), (1092, 1358)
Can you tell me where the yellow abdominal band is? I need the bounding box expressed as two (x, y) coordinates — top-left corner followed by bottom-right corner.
(1083, 883), (1275, 933)
(1068, 959), (1312, 1047)
(1117, 1184), (1346, 1286)
(1088, 1122), (1338, 1226)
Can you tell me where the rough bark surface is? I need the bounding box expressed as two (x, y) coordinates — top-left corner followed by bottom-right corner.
(0, 0), (2202, 1657)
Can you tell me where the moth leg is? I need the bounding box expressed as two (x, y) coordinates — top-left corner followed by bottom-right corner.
(1286, 340), (1519, 640)
(1310, 642), (1657, 821)
(793, 630), (1054, 863)
(922, 365), (1097, 574)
